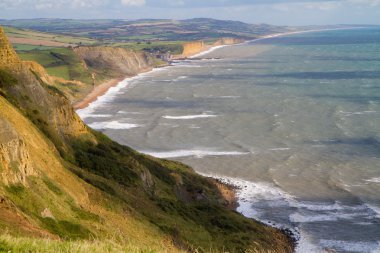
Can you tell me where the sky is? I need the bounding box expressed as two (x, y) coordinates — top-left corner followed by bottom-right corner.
(0, 0), (380, 25)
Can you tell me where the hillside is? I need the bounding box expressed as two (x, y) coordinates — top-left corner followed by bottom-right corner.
(0, 18), (290, 42)
(0, 27), (294, 252)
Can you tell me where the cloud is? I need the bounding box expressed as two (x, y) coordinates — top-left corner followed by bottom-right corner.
(346, 0), (380, 6)
(121, 0), (146, 6)
(0, 0), (109, 9)
(272, 1), (341, 11)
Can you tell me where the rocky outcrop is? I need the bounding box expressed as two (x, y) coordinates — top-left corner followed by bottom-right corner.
(0, 27), (92, 151)
(0, 119), (36, 185)
(73, 46), (156, 78)
(6, 64), (90, 140)
(0, 27), (20, 67)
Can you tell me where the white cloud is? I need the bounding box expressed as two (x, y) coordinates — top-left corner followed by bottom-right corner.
(272, 1), (341, 11)
(0, 0), (109, 9)
(346, 0), (380, 6)
(270, 0), (380, 12)
(121, 0), (146, 6)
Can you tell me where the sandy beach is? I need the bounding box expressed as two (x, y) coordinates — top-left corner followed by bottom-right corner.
(73, 78), (123, 110)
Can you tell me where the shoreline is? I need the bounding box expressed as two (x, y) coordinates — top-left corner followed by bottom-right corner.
(74, 26), (365, 112)
(73, 26), (375, 253)
(73, 78), (123, 110)
(73, 68), (154, 110)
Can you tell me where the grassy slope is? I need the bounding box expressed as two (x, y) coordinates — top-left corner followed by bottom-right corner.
(18, 48), (92, 82)
(0, 95), (178, 252)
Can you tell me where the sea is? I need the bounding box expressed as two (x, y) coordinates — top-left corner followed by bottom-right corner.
(77, 28), (380, 253)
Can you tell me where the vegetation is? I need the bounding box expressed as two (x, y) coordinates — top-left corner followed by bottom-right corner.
(3, 26), (97, 47)
(0, 234), (163, 253)
(19, 48), (92, 83)
(0, 69), (18, 88)
(0, 18), (289, 43)
(113, 41), (185, 55)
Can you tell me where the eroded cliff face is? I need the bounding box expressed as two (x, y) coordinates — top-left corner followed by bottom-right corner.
(181, 41), (205, 57)
(175, 38), (244, 58)
(0, 119), (36, 185)
(7, 65), (90, 141)
(0, 29), (92, 150)
(74, 46), (156, 78)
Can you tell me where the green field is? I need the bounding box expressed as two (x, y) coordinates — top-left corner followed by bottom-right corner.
(3, 26), (97, 46)
(12, 44), (55, 51)
(112, 41), (185, 55)
(19, 48), (92, 83)
(0, 18), (293, 43)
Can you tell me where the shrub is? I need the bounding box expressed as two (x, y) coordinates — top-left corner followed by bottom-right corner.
(0, 69), (18, 88)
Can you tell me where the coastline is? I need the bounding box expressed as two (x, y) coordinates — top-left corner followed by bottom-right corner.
(73, 68), (155, 110)
(73, 27), (368, 253)
(73, 41), (243, 111)
(73, 26), (366, 112)
(73, 78), (123, 110)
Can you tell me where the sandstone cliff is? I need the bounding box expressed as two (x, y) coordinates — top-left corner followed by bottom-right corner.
(0, 118), (36, 185)
(181, 41), (205, 57)
(174, 37), (245, 59)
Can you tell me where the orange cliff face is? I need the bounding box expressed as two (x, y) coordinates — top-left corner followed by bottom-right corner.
(173, 38), (245, 59)
(181, 41), (205, 57)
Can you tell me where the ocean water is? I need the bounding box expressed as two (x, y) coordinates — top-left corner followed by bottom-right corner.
(78, 28), (380, 253)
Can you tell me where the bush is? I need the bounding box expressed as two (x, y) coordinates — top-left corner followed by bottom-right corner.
(0, 69), (18, 88)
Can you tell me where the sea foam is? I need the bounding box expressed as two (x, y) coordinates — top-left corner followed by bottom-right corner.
(162, 114), (218, 120)
(142, 149), (250, 158)
(88, 120), (142, 130)
(76, 67), (169, 119)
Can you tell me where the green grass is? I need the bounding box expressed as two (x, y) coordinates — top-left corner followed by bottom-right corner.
(13, 44), (55, 51)
(4, 178), (95, 241)
(0, 234), (160, 253)
(3, 26), (97, 46)
(0, 69), (18, 88)
(112, 41), (184, 55)
(18, 48), (93, 83)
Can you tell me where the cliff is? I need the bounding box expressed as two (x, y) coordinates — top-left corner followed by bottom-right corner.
(0, 27), (294, 252)
(174, 38), (245, 59)
(181, 41), (206, 57)
(212, 37), (245, 46)
(73, 46), (156, 78)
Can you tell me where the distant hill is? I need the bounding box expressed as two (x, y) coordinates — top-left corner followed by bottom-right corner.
(0, 18), (292, 42)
